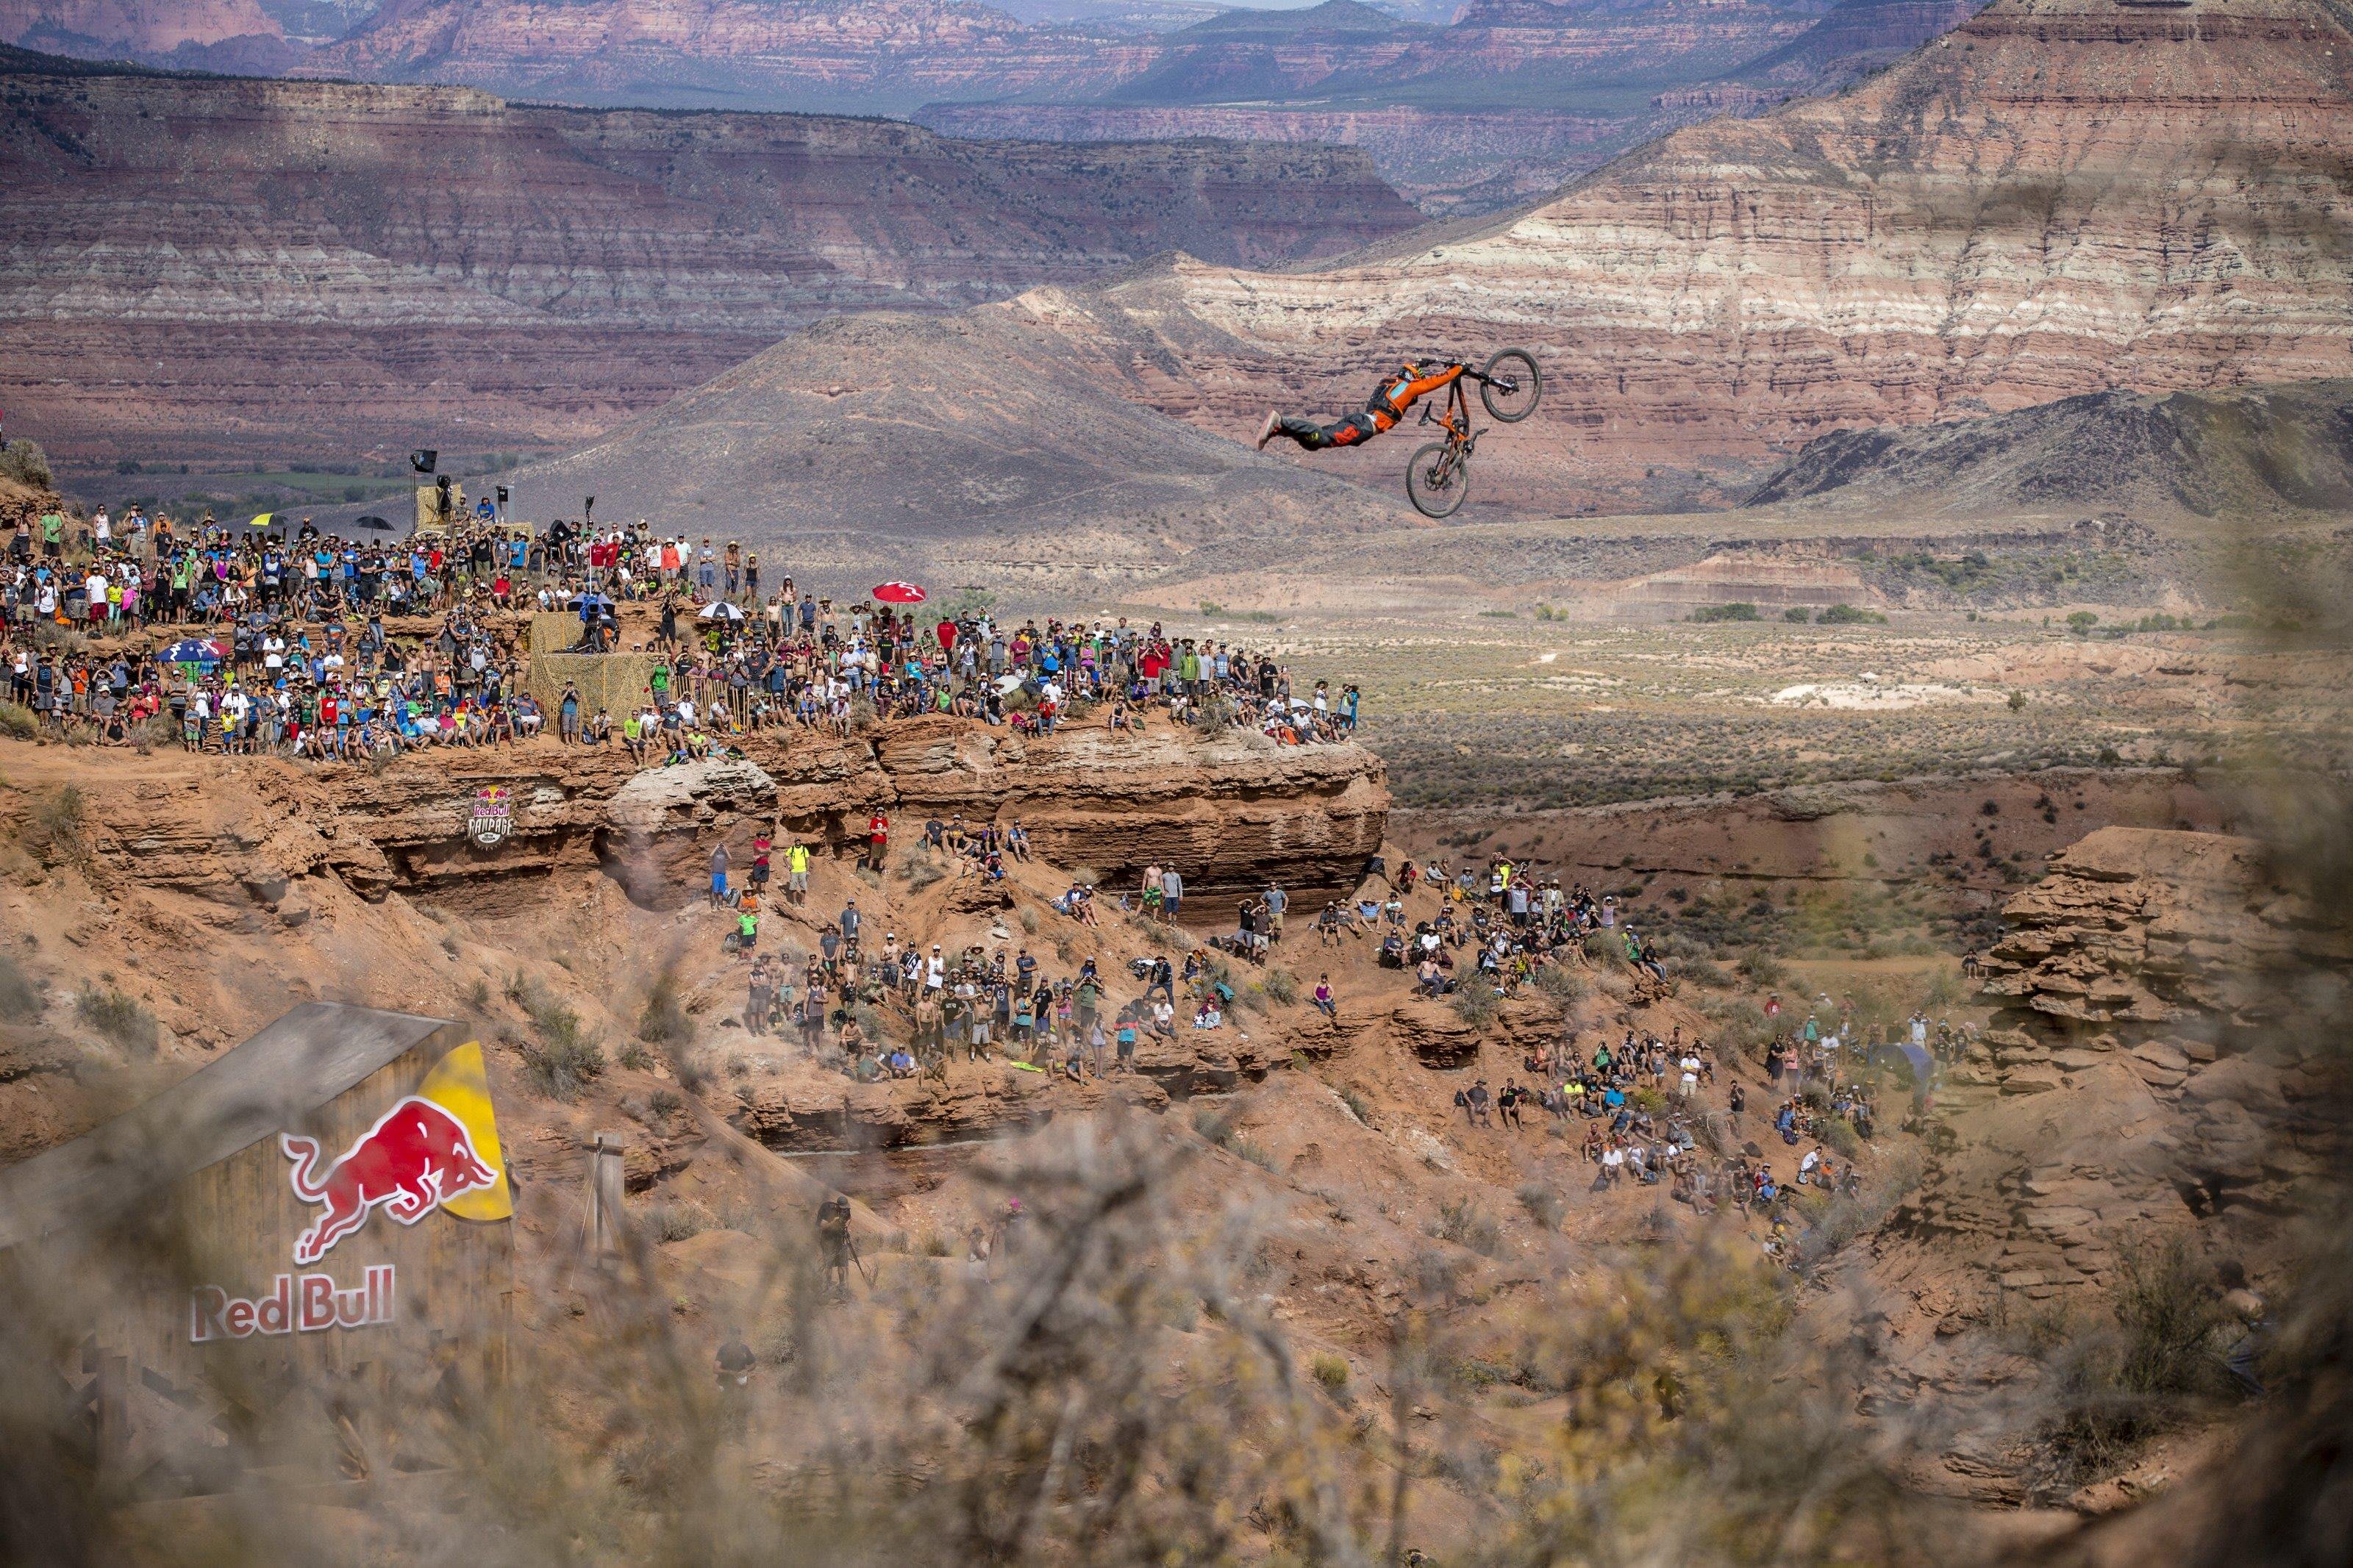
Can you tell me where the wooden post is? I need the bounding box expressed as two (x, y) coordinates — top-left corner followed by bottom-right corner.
(583, 1133), (627, 1259)
(93, 1350), (131, 1492)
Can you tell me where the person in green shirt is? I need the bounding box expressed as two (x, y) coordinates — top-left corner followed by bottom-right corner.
(40, 509), (65, 559)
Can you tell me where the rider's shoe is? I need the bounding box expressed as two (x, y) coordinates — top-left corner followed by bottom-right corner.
(1254, 411), (1281, 451)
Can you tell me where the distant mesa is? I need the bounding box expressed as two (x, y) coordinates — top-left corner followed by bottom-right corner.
(1743, 380), (2353, 520)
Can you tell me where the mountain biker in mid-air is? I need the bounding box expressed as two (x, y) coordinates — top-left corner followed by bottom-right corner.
(1254, 360), (1466, 451)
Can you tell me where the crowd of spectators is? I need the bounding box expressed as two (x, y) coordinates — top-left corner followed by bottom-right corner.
(1, 509), (1365, 756)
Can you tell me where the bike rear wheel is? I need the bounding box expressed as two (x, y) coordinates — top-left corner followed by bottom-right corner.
(1479, 348), (1542, 423)
(1406, 441), (1471, 519)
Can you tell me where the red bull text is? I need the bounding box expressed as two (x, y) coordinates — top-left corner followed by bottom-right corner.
(279, 1097), (501, 1264)
(190, 1265), (396, 1342)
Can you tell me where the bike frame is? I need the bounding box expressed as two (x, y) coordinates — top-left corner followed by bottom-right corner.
(1421, 376), (1477, 457)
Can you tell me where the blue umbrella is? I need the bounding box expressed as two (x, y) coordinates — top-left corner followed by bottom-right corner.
(1879, 1041), (1933, 1082)
(161, 638), (228, 664)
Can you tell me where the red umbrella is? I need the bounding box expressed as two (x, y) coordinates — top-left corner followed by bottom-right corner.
(871, 581), (926, 605)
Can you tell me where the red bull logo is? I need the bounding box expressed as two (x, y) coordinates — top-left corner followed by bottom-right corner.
(281, 1097), (501, 1265)
(190, 1266), (396, 1342)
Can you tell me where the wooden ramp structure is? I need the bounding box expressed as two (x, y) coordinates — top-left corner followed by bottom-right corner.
(0, 1003), (517, 1498)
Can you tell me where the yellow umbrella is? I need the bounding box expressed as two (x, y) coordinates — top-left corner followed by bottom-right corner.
(248, 512), (275, 531)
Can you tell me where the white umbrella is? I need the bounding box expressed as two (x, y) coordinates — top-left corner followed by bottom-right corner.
(698, 601), (745, 621)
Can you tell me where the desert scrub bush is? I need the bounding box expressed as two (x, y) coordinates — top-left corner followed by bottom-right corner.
(1532, 963), (1585, 1005)
(1229, 1136), (1277, 1171)
(1337, 1084), (1373, 1124)
(1310, 1352), (1350, 1390)
(514, 982), (605, 1100)
(1433, 1198), (1503, 1258)
(1670, 955), (1732, 988)
(649, 1089), (682, 1121)
(0, 437), (53, 490)
(26, 784), (87, 866)
(1702, 998), (1768, 1042)
(1518, 1181), (1565, 1232)
(1815, 603), (1888, 625)
(904, 850), (946, 891)
(1819, 1115), (1862, 1159)
(1736, 951), (1788, 988)
(1452, 973), (1501, 1028)
(2111, 1236), (2231, 1398)
(1582, 930), (1627, 967)
(1190, 1103), (1233, 1145)
(1791, 1150), (1921, 1277)
(0, 701), (35, 739)
(638, 970), (692, 1045)
(2027, 1236), (2232, 1495)
(522, 1033), (605, 1100)
(76, 985), (157, 1053)
(1688, 603), (1760, 623)
(0, 953), (40, 1021)
(616, 1041), (655, 1072)
(643, 1197), (715, 1243)
(1260, 967), (1299, 1006)
(1782, 606), (1812, 623)
(1018, 906), (1040, 934)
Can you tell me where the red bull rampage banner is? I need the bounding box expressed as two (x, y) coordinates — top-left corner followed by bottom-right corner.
(185, 1041), (512, 1345)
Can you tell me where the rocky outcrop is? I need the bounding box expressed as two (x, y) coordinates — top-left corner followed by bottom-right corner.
(1884, 828), (2345, 1309)
(729, 1025), (1284, 1150)
(0, 52), (1418, 462)
(1974, 830), (2342, 1057)
(61, 717), (1388, 913)
(1865, 825), (2346, 1498)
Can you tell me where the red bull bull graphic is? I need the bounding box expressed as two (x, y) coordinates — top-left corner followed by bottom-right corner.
(190, 1266), (396, 1342)
(281, 1098), (500, 1264)
(274, 1039), (514, 1267)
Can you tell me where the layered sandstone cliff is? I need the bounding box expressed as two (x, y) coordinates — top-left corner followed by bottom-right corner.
(55, 717), (1390, 916)
(923, 0), (2353, 512)
(913, 100), (1638, 215)
(0, 54), (1418, 462)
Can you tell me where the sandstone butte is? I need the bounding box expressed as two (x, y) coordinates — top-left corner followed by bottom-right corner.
(0, 60), (1418, 461)
(970, 0), (2353, 508)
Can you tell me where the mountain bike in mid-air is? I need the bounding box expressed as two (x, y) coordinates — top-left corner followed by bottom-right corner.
(1404, 348), (1543, 518)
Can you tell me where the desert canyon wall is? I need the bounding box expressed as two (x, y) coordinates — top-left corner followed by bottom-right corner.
(0, 54), (1418, 462)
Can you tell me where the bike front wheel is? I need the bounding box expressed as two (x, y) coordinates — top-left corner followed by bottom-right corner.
(1479, 348), (1542, 423)
(1406, 441), (1471, 518)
